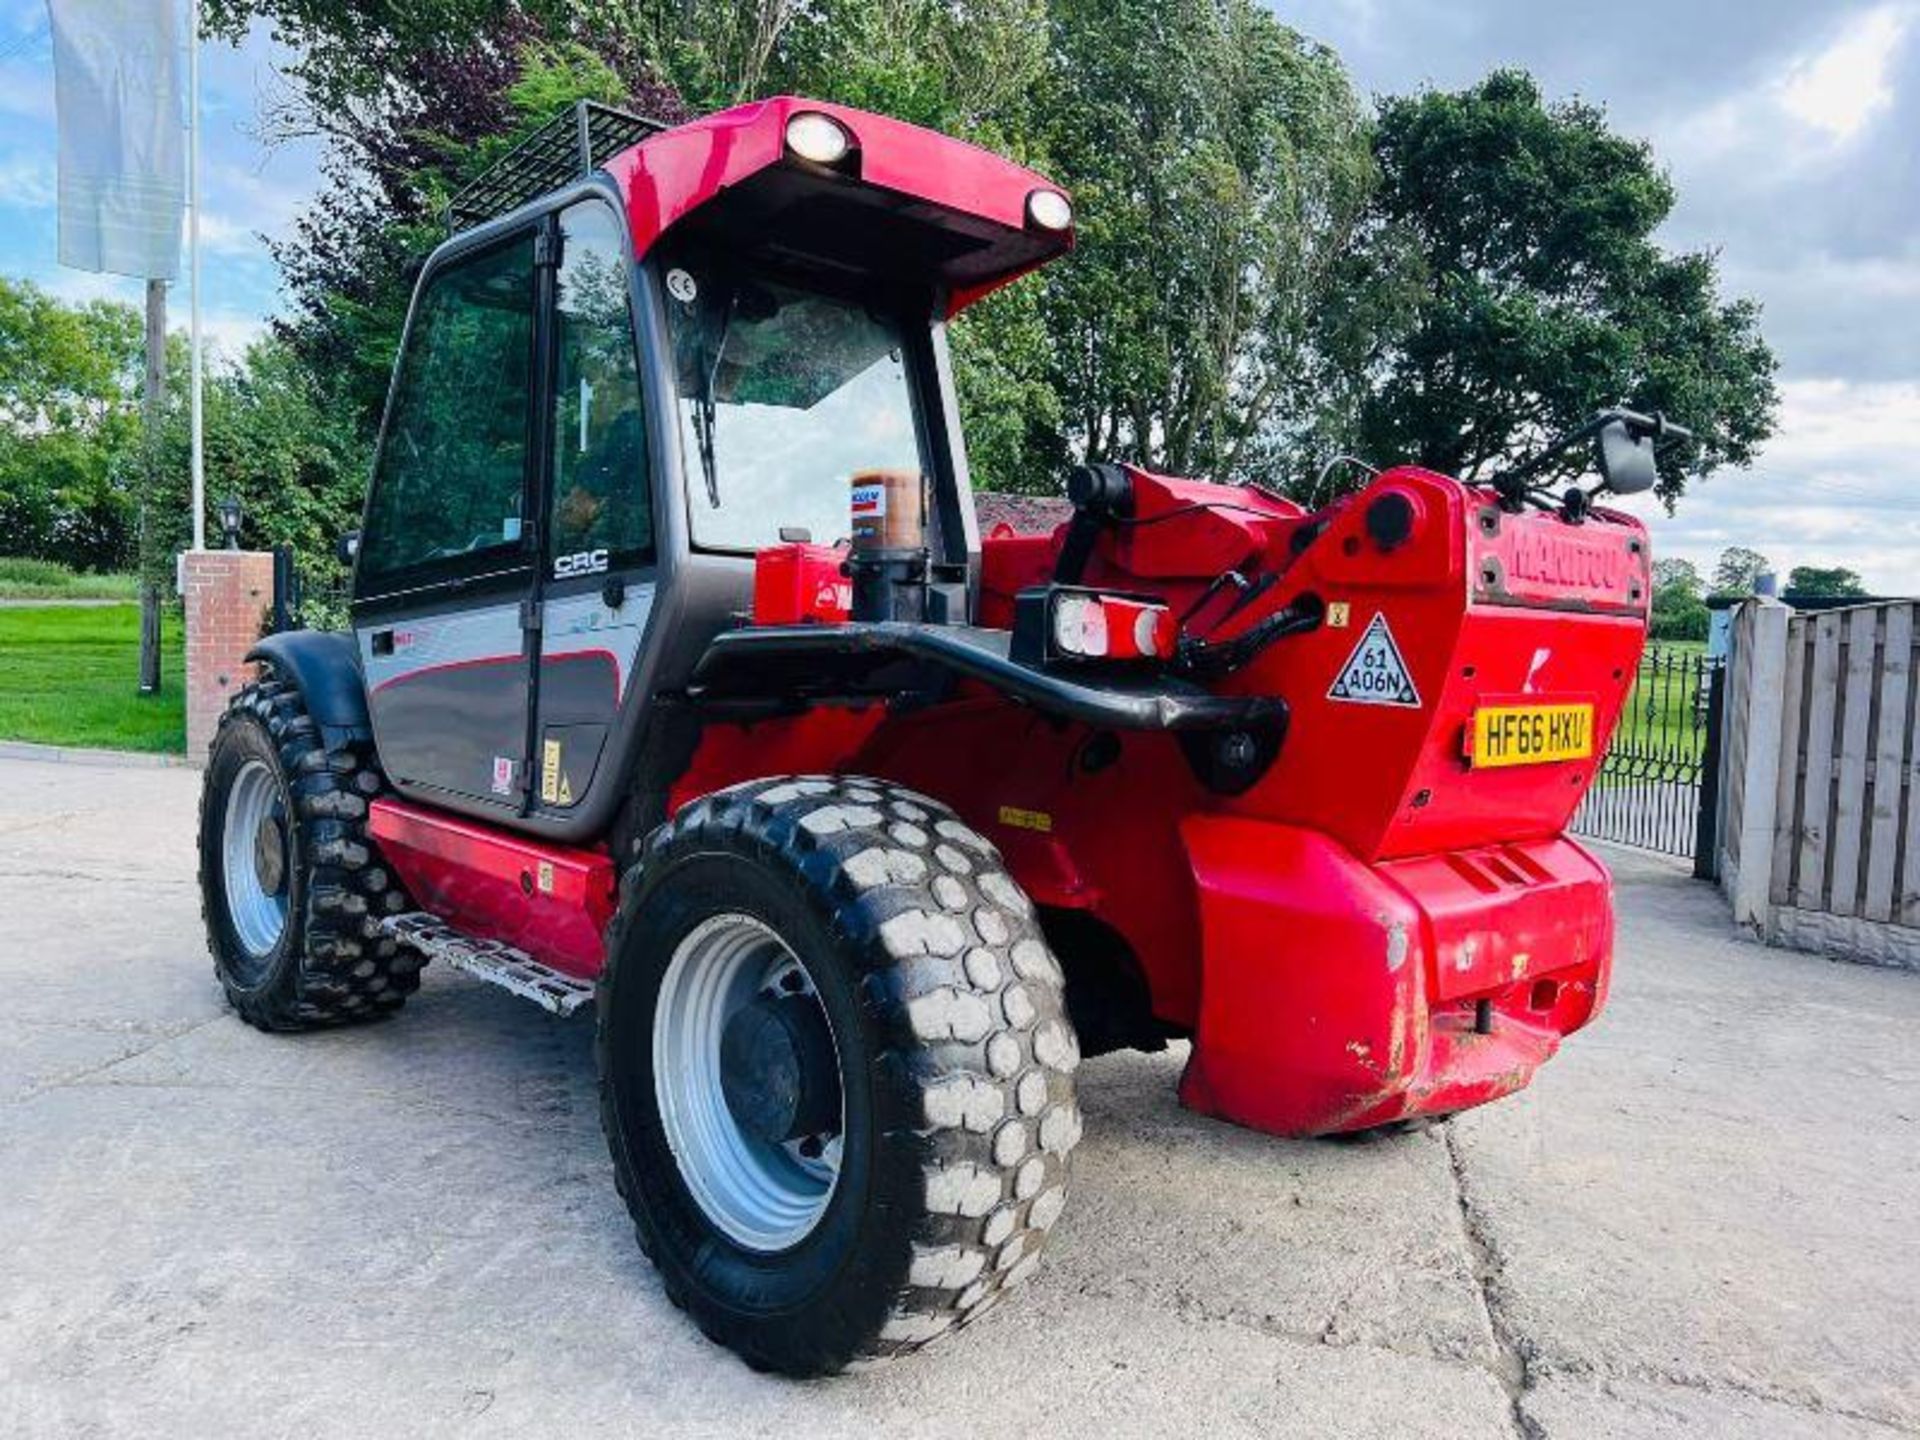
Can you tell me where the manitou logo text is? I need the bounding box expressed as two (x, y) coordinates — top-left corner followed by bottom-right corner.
(1505, 530), (1627, 593)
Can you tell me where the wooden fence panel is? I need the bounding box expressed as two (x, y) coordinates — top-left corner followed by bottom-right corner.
(1769, 614), (1808, 906)
(1723, 604), (1755, 877)
(1793, 613), (1843, 911)
(1903, 624), (1920, 930)
(1863, 604), (1912, 923)
(1825, 607), (1880, 916)
(1725, 598), (1920, 965)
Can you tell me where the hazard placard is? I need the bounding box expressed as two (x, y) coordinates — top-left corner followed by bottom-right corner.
(1328, 613), (1421, 707)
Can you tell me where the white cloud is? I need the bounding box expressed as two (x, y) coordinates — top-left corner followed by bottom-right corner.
(205, 156), (311, 241)
(1663, 3), (1918, 169)
(0, 150), (55, 207)
(30, 269), (260, 364)
(199, 309), (267, 365)
(38, 268), (142, 306)
(1758, 376), (1920, 474)
(194, 211), (262, 255)
(1615, 378), (1920, 594)
(1778, 3), (1913, 139)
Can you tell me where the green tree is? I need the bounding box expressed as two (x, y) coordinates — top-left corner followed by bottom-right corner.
(254, 14), (688, 437)
(1650, 585), (1708, 641)
(218, 0), (1371, 496)
(1652, 557), (1703, 596)
(1028, 0), (1372, 488)
(0, 278), (146, 569)
(1786, 565), (1867, 599)
(218, 0), (1052, 469)
(1648, 554), (1709, 640)
(1337, 71), (1777, 505)
(133, 336), (372, 582)
(1712, 545), (1771, 596)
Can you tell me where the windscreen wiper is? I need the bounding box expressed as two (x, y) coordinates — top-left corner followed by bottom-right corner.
(694, 291), (739, 509)
(692, 395), (720, 509)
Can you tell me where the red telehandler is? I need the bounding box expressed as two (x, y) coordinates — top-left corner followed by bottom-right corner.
(198, 97), (1677, 1375)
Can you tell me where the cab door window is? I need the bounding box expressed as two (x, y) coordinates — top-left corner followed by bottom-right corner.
(549, 201), (652, 573)
(359, 235), (536, 586)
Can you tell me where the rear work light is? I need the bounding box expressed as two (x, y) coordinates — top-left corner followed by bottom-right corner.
(1013, 584), (1175, 667)
(1026, 189), (1073, 232)
(785, 111), (853, 166)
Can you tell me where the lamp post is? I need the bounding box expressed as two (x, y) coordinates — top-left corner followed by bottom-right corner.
(218, 495), (244, 550)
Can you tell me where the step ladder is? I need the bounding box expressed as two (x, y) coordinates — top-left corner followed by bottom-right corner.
(383, 912), (596, 1016)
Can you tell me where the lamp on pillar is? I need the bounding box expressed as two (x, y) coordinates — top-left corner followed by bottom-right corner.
(218, 494), (244, 550)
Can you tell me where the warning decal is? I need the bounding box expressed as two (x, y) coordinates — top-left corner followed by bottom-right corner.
(539, 739), (575, 806)
(1328, 613), (1421, 708)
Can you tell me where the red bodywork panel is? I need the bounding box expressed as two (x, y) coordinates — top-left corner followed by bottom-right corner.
(1176, 819), (1609, 1134)
(368, 799), (616, 981)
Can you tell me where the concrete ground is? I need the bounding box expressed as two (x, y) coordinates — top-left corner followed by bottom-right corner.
(1, 751), (1915, 1439)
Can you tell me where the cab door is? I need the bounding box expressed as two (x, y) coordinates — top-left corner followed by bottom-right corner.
(353, 229), (541, 809)
(528, 198), (658, 816)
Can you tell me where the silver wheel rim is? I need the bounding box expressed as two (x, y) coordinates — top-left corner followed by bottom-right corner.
(222, 758), (290, 957)
(653, 913), (844, 1252)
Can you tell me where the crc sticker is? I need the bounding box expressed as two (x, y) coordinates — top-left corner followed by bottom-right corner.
(1328, 613), (1420, 708)
(665, 267), (698, 303)
(491, 756), (515, 795)
(553, 547), (608, 579)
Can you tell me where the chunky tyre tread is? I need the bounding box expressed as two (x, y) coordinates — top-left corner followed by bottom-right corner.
(597, 775), (1082, 1374)
(198, 678), (419, 1030)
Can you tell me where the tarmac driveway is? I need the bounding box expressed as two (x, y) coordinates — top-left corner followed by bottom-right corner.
(0, 752), (1914, 1438)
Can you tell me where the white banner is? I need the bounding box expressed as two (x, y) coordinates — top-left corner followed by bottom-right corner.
(48, 0), (184, 280)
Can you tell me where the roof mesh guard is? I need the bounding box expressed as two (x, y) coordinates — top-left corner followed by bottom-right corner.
(446, 100), (666, 232)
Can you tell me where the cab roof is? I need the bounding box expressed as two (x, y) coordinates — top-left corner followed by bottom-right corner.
(447, 97), (1073, 317)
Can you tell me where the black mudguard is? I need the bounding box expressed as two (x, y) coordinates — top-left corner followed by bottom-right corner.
(246, 629), (371, 751)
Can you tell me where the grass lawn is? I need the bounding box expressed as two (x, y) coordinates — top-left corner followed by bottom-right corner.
(0, 558), (141, 601)
(0, 604), (185, 753)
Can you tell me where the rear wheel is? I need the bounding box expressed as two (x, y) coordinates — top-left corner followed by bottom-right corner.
(598, 775), (1082, 1375)
(198, 679), (419, 1030)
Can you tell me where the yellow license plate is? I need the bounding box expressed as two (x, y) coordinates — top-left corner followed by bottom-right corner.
(1471, 703), (1595, 768)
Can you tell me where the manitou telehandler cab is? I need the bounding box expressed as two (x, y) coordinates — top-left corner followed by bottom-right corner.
(199, 97), (1680, 1375)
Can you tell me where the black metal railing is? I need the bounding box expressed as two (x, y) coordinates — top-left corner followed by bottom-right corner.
(1571, 644), (1721, 859)
(270, 547), (351, 633)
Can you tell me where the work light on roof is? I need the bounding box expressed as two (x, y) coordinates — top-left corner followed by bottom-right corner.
(1026, 189), (1073, 232)
(786, 111), (852, 165)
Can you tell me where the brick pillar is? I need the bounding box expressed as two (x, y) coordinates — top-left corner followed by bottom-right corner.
(183, 550), (275, 764)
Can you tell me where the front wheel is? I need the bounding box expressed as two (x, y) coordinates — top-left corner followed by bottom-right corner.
(198, 679), (419, 1029)
(597, 776), (1082, 1375)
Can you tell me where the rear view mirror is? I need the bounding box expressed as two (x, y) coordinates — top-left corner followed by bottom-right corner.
(1596, 420), (1658, 496)
(337, 531), (361, 565)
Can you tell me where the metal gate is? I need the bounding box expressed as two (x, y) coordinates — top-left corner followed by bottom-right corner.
(1571, 644), (1720, 860)
(269, 547), (351, 633)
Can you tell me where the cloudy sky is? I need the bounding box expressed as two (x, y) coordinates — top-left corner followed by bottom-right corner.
(0, 1), (1915, 591)
(1281, 0), (1920, 593)
(0, 3), (316, 359)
